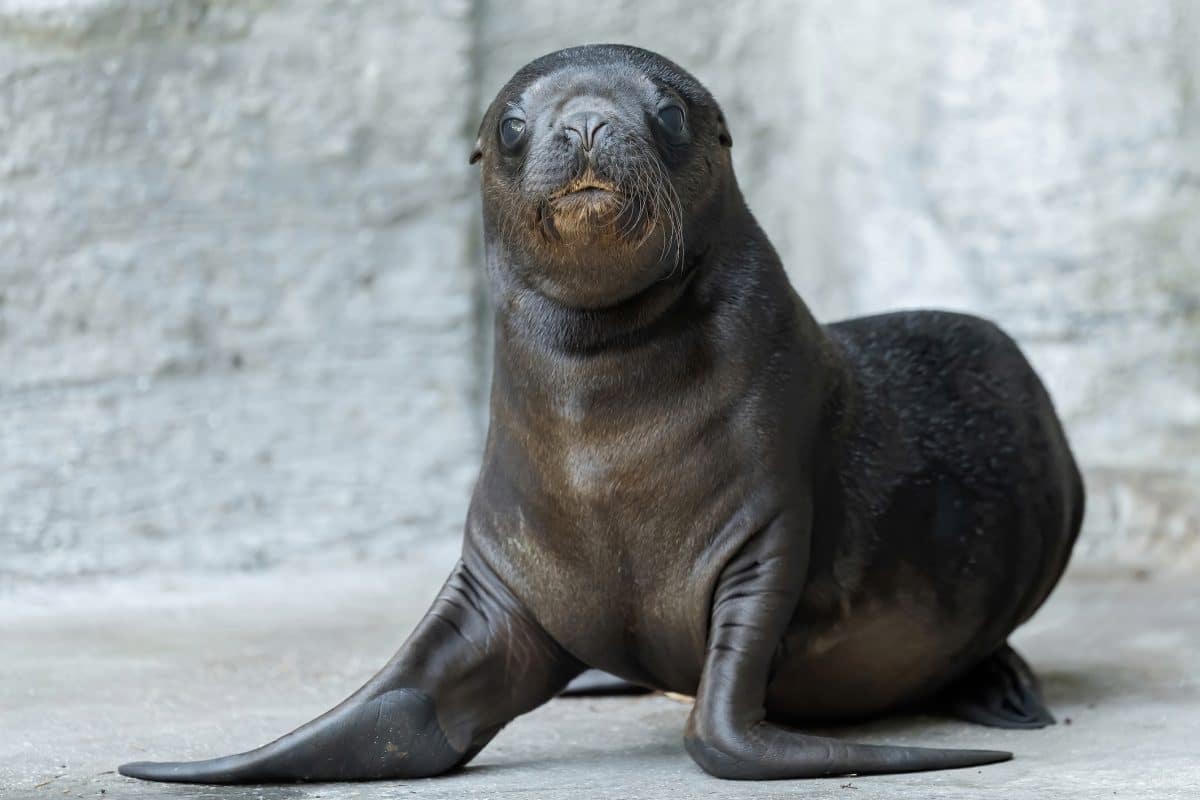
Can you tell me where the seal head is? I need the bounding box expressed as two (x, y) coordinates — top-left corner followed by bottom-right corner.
(472, 45), (734, 309)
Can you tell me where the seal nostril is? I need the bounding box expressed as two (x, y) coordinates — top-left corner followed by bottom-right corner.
(588, 120), (608, 150)
(563, 110), (609, 152)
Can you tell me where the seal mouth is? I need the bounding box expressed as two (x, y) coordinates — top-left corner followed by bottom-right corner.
(549, 177), (621, 205)
(561, 186), (614, 200)
(547, 178), (624, 224)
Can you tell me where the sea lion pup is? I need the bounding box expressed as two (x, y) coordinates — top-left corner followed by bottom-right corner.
(119, 44), (1084, 784)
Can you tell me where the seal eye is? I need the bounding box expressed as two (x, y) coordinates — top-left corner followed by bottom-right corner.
(657, 105), (686, 138)
(499, 117), (526, 150)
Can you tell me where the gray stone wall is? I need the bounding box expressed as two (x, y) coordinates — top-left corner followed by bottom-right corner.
(1, 1), (484, 583)
(2, 0), (1197, 585)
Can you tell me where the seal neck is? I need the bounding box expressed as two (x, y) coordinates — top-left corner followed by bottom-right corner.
(494, 250), (705, 357)
(484, 188), (830, 425)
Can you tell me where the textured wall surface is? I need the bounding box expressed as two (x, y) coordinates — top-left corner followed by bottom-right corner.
(1, 0), (484, 583)
(2, 0), (1197, 585)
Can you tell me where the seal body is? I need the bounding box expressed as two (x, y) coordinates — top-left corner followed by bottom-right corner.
(469, 284), (1081, 722)
(771, 311), (1082, 721)
(120, 45), (1082, 785)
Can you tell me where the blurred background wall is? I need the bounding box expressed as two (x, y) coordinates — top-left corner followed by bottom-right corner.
(2, 0), (1197, 586)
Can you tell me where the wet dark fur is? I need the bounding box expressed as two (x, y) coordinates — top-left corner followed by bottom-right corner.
(119, 45), (1083, 785)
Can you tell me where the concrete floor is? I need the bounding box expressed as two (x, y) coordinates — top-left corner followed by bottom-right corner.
(2, 540), (1197, 800)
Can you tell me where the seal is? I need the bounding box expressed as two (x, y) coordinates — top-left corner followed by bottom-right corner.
(119, 44), (1084, 784)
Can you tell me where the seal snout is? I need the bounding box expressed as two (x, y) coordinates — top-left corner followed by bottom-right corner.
(562, 109), (609, 152)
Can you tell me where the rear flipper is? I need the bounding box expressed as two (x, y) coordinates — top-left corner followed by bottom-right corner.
(940, 644), (1055, 729)
(560, 670), (652, 697)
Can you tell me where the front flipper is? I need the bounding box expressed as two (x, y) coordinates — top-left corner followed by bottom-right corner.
(119, 689), (458, 783)
(684, 511), (1012, 780)
(939, 644), (1055, 729)
(119, 557), (581, 784)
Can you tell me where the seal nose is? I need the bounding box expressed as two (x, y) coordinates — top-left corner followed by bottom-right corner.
(562, 110), (609, 152)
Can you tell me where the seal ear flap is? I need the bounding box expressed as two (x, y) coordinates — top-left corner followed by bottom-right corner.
(469, 138), (483, 165)
(716, 113), (733, 148)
